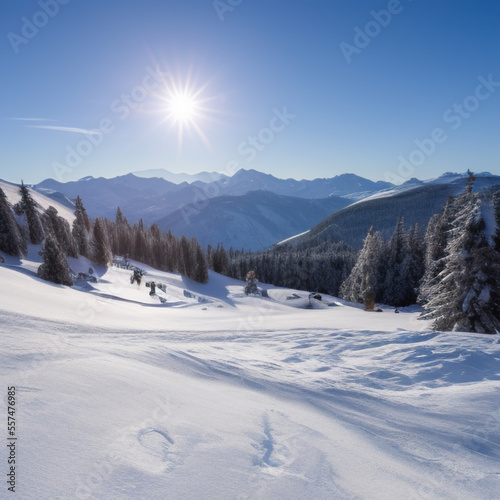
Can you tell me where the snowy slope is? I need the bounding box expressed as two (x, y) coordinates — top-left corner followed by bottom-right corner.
(0, 254), (499, 499)
(0, 179), (75, 224)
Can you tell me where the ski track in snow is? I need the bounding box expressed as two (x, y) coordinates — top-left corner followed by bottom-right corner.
(1, 258), (500, 499)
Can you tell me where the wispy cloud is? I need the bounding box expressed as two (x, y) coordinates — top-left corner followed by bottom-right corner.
(28, 125), (100, 135)
(8, 117), (56, 122)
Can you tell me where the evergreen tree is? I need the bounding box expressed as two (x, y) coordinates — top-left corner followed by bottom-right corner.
(179, 236), (192, 277)
(149, 223), (166, 270)
(339, 227), (385, 304)
(381, 216), (411, 306)
(192, 238), (209, 283)
(422, 179), (500, 334)
(418, 198), (455, 305)
(112, 207), (131, 257)
(406, 224), (425, 303)
(15, 181), (44, 244)
(42, 206), (78, 258)
(72, 196), (91, 257)
(0, 187), (26, 256)
(209, 243), (229, 274)
(165, 230), (178, 272)
(92, 217), (112, 265)
(132, 219), (148, 263)
(37, 235), (73, 286)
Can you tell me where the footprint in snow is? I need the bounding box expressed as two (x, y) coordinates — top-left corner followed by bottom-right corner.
(137, 428), (175, 462)
(252, 414), (288, 469)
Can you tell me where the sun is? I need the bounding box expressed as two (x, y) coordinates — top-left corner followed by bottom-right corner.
(166, 91), (198, 124)
(153, 71), (216, 150)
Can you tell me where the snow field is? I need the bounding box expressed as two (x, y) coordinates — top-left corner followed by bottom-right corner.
(0, 252), (499, 499)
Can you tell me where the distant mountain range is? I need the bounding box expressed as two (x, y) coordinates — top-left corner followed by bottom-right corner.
(132, 168), (228, 185)
(35, 169), (394, 217)
(155, 190), (350, 251)
(27, 168), (500, 251)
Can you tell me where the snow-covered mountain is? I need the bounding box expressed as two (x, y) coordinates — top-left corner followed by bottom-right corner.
(33, 169), (395, 223)
(156, 190), (350, 251)
(210, 169), (393, 199)
(1, 246), (498, 499)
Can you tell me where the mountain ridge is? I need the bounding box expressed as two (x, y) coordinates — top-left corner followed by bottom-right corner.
(29, 169), (500, 251)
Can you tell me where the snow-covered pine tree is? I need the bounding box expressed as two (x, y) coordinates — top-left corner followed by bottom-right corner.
(42, 206), (78, 258)
(0, 187), (26, 256)
(339, 227), (385, 304)
(15, 181), (44, 244)
(37, 235), (73, 286)
(91, 217), (112, 265)
(418, 198), (456, 305)
(72, 195), (92, 257)
(422, 174), (500, 333)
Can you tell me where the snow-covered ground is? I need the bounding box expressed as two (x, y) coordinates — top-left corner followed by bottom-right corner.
(0, 251), (499, 499)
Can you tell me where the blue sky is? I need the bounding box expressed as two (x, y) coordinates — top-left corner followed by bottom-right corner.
(1, 0), (499, 184)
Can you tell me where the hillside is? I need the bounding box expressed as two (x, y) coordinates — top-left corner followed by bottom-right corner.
(289, 184), (454, 249)
(0, 179), (75, 223)
(156, 190), (350, 251)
